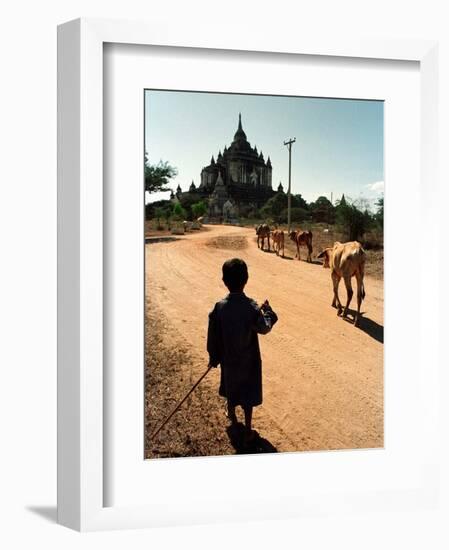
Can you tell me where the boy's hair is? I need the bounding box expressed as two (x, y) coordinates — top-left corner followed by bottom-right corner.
(222, 258), (248, 292)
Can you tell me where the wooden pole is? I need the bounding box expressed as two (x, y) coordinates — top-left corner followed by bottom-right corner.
(284, 138), (296, 233)
(150, 366), (212, 441)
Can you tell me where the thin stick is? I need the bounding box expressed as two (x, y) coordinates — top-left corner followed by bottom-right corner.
(150, 366), (212, 441)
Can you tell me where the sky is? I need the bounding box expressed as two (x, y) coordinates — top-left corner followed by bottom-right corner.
(145, 90), (384, 209)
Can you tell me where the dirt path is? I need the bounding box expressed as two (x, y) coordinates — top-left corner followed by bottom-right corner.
(145, 225), (383, 456)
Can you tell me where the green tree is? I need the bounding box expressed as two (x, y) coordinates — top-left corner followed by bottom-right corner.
(144, 152), (178, 193)
(336, 200), (373, 241)
(145, 198), (172, 220)
(375, 196), (384, 227)
(178, 193), (201, 220)
(309, 195), (335, 223)
(280, 207), (309, 223)
(154, 207), (165, 230)
(292, 194), (309, 210)
(172, 202), (187, 221)
(163, 207), (172, 230)
(191, 201), (207, 219)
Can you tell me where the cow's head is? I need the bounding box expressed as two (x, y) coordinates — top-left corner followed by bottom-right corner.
(317, 248), (332, 268)
(288, 230), (297, 242)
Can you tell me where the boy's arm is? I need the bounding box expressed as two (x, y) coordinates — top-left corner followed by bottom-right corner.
(253, 301), (278, 335)
(207, 305), (221, 367)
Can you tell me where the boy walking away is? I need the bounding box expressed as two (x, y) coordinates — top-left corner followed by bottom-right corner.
(207, 258), (278, 446)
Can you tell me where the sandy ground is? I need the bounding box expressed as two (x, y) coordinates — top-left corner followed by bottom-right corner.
(145, 225), (383, 458)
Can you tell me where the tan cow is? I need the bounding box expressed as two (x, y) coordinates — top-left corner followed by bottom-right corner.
(288, 229), (313, 262)
(271, 229), (285, 257)
(255, 223), (271, 251)
(317, 241), (366, 326)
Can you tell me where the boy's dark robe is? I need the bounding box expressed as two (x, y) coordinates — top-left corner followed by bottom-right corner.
(207, 292), (278, 407)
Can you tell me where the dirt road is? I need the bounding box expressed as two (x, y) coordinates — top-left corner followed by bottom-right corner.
(145, 224), (383, 455)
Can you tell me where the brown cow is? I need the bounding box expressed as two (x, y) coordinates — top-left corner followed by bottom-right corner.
(255, 224), (271, 251)
(317, 241), (366, 326)
(288, 229), (313, 262)
(271, 229), (285, 257)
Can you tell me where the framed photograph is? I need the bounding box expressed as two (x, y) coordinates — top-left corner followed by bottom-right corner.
(58, 18), (440, 531)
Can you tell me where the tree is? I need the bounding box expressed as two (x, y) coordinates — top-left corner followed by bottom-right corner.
(191, 201), (207, 219)
(280, 207), (309, 223)
(145, 198), (172, 220)
(172, 202), (187, 221)
(163, 207), (172, 230)
(154, 207), (165, 230)
(292, 193), (309, 210)
(144, 152), (178, 193)
(375, 196), (384, 227)
(178, 193), (201, 220)
(260, 192), (306, 222)
(336, 199), (373, 241)
(309, 196), (335, 223)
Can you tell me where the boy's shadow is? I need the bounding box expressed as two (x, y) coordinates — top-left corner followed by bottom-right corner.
(226, 422), (278, 454)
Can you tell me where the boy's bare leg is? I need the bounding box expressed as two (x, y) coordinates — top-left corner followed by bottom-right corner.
(227, 400), (238, 425)
(243, 406), (255, 442)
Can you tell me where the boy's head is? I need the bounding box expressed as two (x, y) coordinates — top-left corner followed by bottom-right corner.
(222, 258), (248, 292)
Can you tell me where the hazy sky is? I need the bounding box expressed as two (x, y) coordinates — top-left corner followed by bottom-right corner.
(145, 90), (383, 208)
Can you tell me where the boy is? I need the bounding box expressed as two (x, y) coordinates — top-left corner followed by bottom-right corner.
(207, 258), (278, 443)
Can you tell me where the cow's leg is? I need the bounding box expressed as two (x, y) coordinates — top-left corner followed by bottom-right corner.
(332, 272), (342, 314)
(307, 243), (312, 262)
(354, 271), (364, 326)
(297, 242), (301, 261)
(257, 235), (260, 248)
(342, 276), (353, 319)
(267, 234), (271, 252)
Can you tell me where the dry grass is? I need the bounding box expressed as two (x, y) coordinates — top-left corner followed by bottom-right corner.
(145, 301), (234, 459)
(205, 235), (248, 250)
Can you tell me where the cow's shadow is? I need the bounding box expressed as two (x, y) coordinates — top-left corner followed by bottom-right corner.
(340, 309), (384, 343)
(226, 423), (278, 455)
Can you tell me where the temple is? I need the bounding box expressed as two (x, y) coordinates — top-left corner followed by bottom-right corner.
(175, 114), (276, 219)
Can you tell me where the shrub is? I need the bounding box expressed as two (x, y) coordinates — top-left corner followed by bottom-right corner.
(280, 207), (309, 223)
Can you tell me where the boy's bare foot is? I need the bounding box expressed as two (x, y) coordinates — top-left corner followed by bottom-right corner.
(226, 404), (238, 425)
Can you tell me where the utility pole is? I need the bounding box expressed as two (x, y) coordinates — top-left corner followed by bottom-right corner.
(284, 137), (296, 233)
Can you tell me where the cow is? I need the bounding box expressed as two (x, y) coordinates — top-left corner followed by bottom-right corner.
(317, 241), (366, 326)
(271, 229), (285, 257)
(255, 224), (271, 251)
(288, 229), (313, 262)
